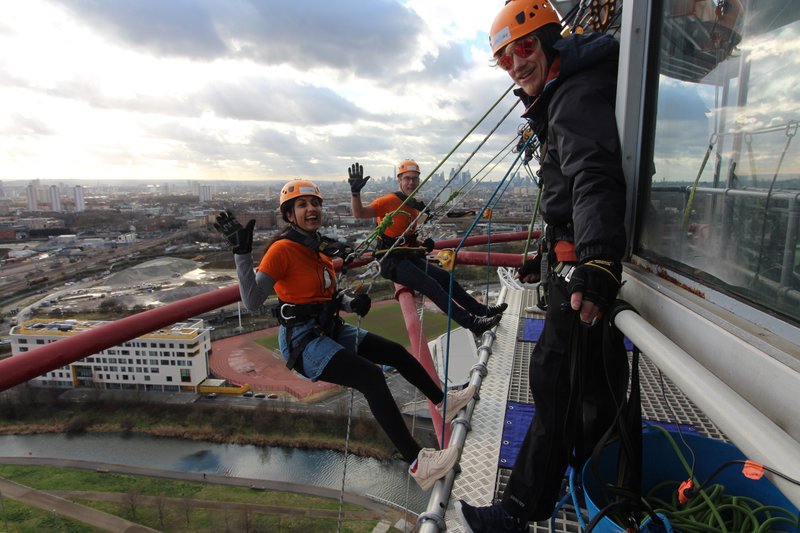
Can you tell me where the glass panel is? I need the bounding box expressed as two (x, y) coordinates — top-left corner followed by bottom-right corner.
(639, 0), (800, 322)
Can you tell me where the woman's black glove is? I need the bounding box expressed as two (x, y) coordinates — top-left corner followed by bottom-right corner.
(423, 238), (435, 253)
(214, 209), (255, 255)
(567, 259), (622, 312)
(518, 254), (542, 282)
(338, 289), (371, 317)
(348, 163), (370, 194)
(350, 293), (371, 317)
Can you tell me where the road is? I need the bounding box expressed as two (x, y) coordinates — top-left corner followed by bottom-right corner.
(0, 472), (157, 532)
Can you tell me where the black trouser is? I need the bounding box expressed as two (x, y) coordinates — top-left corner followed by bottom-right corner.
(502, 273), (628, 522)
(317, 332), (444, 464)
(382, 255), (488, 328)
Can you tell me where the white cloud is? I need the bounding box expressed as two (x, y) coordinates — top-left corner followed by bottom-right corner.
(0, 0), (516, 182)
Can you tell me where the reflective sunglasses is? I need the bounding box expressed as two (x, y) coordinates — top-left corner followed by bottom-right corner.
(495, 36), (540, 71)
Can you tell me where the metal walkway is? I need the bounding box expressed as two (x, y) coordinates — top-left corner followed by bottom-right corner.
(444, 286), (724, 532)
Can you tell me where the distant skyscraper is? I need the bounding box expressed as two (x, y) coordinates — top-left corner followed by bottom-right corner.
(0, 180), (4, 198)
(199, 184), (212, 204)
(26, 184), (37, 212)
(73, 185), (85, 212)
(162, 182), (170, 195)
(49, 185), (62, 212)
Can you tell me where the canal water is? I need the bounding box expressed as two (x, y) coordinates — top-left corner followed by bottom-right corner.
(0, 433), (430, 512)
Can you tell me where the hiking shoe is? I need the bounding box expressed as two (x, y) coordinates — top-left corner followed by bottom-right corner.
(469, 314), (502, 336)
(410, 446), (459, 491)
(454, 500), (529, 533)
(485, 302), (508, 317)
(437, 383), (477, 423)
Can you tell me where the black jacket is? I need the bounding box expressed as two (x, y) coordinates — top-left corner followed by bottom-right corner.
(518, 33), (627, 262)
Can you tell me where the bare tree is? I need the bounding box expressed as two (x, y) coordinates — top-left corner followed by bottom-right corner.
(155, 496), (167, 529)
(124, 489), (139, 519)
(239, 507), (252, 533)
(181, 497), (193, 525)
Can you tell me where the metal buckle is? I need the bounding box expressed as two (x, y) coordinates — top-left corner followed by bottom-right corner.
(279, 303), (296, 321)
(563, 265), (576, 282)
(554, 262), (577, 282)
(535, 283), (548, 311)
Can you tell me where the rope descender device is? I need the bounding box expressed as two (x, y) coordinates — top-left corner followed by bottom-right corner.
(436, 249), (457, 271)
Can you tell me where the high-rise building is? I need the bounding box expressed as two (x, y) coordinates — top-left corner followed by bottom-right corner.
(26, 183), (38, 212)
(49, 185), (62, 212)
(199, 184), (212, 204)
(73, 185), (85, 212)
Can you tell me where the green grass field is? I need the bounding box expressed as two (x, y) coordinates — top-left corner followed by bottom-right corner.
(254, 300), (455, 351)
(0, 465), (384, 532)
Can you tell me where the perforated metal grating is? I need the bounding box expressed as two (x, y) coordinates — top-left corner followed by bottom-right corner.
(445, 286), (725, 533)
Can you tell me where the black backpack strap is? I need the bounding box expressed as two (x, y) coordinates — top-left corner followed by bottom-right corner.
(281, 226), (352, 259)
(393, 191), (426, 211)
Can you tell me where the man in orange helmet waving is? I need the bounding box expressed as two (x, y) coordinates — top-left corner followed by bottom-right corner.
(349, 159), (506, 337)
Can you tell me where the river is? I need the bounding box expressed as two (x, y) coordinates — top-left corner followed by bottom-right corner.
(0, 432), (430, 512)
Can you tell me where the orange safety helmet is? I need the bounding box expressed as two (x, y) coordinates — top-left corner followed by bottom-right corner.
(397, 159), (421, 177)
(490, 0), (561, 56)
(279, 179), (323, 208)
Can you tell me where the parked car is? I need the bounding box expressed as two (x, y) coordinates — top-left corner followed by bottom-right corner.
(242, 391), (254, 397)
(253, 393), (266, 399)
(205, 393), (217, 399)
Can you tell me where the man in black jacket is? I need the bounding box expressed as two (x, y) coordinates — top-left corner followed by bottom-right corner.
(456, 1), (629, 531)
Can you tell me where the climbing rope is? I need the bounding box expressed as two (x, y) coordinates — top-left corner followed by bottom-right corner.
(371, 97), (524, 273)
(644, 424), (799, 533)
(334, 257), (381, 532)
(350, 84), (518, 262)
(435, 135), (518, 221)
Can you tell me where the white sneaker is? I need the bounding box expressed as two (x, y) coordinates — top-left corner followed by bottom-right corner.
(410, 446), (460, 491)
(437, 383), (477, 423)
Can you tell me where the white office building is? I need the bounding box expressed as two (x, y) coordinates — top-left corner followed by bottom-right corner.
(9, 318), (212, 392)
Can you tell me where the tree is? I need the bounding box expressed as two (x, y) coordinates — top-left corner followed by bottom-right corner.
(124, 489), (139, 519)
(181, 498), (193, 525)
(155, 496), (167, 529)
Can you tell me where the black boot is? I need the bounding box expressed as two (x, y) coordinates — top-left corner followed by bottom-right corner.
(469, 314), (502, 336)
(484, 302), (508, 317)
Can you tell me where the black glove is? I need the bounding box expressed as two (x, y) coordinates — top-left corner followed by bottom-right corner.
(423, 238), (435, 253)
(213, 209), (255, 255)
(518, 254), (542, 281)
(350, 293), (371, 317)
(338, 289), (371, 317)
(348, 163), (370, 194)
(567, 259), (622, 312)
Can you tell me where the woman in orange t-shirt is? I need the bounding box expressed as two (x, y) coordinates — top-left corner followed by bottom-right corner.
(214, 179), (477, 491)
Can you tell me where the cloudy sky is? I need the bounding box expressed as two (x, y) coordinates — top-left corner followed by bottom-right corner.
(0, 0), (521, 183)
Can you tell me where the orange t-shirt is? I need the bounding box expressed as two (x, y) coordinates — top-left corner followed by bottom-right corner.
(371, 193), (419, 239)
(257, 239), (335, 304)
